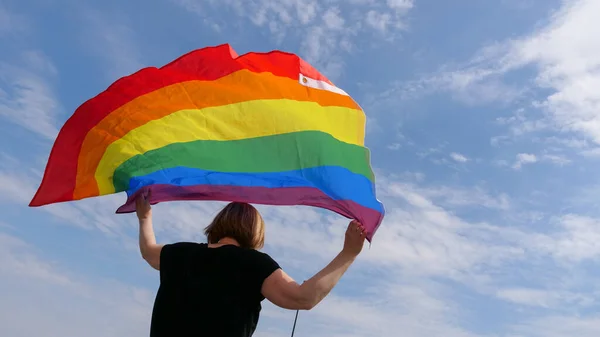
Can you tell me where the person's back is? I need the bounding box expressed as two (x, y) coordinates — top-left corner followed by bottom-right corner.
(135, 191), (368, 337)
(150, 243), (280, 337)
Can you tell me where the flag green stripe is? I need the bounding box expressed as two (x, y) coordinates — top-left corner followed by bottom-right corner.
(113, 131), (374, 192)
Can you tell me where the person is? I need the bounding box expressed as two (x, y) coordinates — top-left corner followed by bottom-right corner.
(135, 190), (367, 337)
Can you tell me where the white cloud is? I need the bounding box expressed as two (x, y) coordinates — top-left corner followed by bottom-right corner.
(416, 143), (446, 159)
(402, 0), (600, 149)
(322, 7), (345, 31)
(261, 275), (480, 337)
(365, 0), (413, 33)
(389, 182), (512, 211)
(542, 154), (571, 166)
(542, 136), (590, 150)
(512, 153), (537, 169)
(365, 10), (393, 34)
(366, 176), (600, 314)
(497, 287), (558, 308)
(0, 51), (60, 140)
(378, 0), (600, 164)
(387, 0), (414, 11)
(499, 0), (600, 144)
(384, 64), (525, 106)
(365, 183), (522, 278)
(497, 287), (594, 309)
(511, 152), (571, 169)
(0, 231), (152, 337)
(171, 0), (415, 79)
(493, 108), (550, 141)
(511, 315), (600, 337)
(0, 166), (141, 237)
(450, 152), (469, 162)
(0, 232), (74, 286)
(387, 142), (401, 150)
(0, 170), (39, 204)
(547, 215), (600, 262)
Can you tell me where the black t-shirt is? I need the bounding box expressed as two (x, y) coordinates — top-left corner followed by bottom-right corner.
(149, 242), (281, 337)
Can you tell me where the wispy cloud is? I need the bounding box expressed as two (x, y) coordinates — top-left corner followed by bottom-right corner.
(0, 231), (152, 337)
(496, 287), (593, 309)
(542, 153), (571, 166)
(401, 0), (600, 152)
(387, 142), (402, 150)
(0, 170), (41, 204)
(365, 0), (413, 34)
(0, 232), (73, 286)
(385, 181), (512, 211)
(373, 0), (600, 173)
(367, 185), (520, 278)
(497, 287), (561, 308)
(380, 62), (526, 106)
(171, 0), (415, 79)
(450, 152), (469, 163)
(512, 153), (537, 169)
(511, 152), (571, 170)
(366, 174), (600, 314)
(511, 315), (600, 337)
(546, 214), (600, 262)
(0, 164), (141, 239)
(497, 0), (600, 145)
(298, 280), (479, 337)
(0, 50), (60, 140)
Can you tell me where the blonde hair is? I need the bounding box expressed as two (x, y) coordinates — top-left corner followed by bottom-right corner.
(204, 202), (265, 249)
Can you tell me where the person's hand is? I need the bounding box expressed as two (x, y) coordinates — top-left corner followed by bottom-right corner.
(342, 220), (367, 257)
(135, 190), (152, 221)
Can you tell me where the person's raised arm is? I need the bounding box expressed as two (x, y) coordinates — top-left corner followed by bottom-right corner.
(136, 191), (164, 270)
(261, 220), (366, 310)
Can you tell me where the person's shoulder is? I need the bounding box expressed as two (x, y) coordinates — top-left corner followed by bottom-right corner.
(163, 242), (207, 254)
(166, 242), (206, 248)
(218, 246), (279, 267)
(228, 246), (274, 261)
(244, 247), (273, 258)
(246, 248), (280, 267)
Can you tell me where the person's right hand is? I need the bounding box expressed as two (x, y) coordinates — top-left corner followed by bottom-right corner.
(342, 220), (367, 257)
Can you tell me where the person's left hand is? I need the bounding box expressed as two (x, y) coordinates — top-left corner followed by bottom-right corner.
(135, 190), (152, 221)
(342, 220), (366, 257)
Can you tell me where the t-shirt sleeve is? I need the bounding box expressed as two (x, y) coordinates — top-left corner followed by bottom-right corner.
(252, 251), (281, 296)
(159, 242), (198, 282)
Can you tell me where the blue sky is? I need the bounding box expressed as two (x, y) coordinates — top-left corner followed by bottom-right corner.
(2, 0), (600, 336)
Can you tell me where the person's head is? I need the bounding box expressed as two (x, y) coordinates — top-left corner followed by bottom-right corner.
(204, 202), (265, 250)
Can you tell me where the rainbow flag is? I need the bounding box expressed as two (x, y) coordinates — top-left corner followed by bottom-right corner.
(29, 44), (385, 239)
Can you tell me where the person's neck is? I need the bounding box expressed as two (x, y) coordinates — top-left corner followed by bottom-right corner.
(216, 237), (240, 246)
